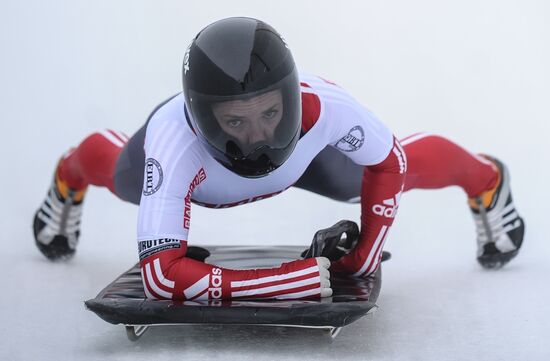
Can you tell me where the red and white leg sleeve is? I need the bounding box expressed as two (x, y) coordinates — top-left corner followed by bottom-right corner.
(58, 129), (129, 193)
(331, 136), (406, 277)
(139, 241), (323, 301)
(400, 133), (498, 197)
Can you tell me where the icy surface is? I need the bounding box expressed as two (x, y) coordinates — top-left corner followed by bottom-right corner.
(1, 0), (549, 360)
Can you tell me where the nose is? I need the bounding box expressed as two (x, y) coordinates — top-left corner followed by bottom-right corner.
(247, 121), (270, 145)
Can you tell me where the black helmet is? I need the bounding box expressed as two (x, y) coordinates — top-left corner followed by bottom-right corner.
(182, 17), (301, 178)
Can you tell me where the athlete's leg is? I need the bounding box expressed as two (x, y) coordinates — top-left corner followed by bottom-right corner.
(393, 133), (523, 268)
(112, 123), (147, 205)
(399, 133), (498, 197)
(294, 133), (498, 200)
(34, 95), (178, 260)
(54, 123), (148, 204)
(294, 146), (363, 202)
(57, 129), (129, 195)
(295, 133), (523, 268)
(33, 129), (130, 260)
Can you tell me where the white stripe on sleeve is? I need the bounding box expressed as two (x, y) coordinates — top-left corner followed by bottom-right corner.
(352, 225), (389, 277)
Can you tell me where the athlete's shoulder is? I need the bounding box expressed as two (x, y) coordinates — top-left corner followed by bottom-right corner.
(145, 93), (197, 148)
(142, 93), (205, 174)
(298, 72), (357, 134)
(299, 72), (362, 104)
(146, 93), (185, 127)
(299, 73), (324, 133)
(299, 72), (336, 87)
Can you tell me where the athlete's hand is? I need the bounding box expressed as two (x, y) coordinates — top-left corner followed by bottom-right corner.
(270, 256), (332, 298)
(316, 257), (333, 298)
(330, 248), (363, 276)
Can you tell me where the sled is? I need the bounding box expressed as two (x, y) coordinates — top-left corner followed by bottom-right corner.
(85, 221), (388, 341)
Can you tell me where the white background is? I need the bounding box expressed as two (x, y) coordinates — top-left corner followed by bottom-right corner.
(1, 0), (549, 360)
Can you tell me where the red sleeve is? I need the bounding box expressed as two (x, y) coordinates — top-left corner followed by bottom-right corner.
(331, 136), (406, 276)
(139, 242), (322, 301)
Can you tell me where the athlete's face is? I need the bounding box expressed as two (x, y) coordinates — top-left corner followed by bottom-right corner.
(212, 90), (283, 150)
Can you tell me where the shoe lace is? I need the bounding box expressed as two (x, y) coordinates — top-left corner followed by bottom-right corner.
(474, 200), (519, 244)
(42, 187), (82, 234)
(475, 198), (494, 244)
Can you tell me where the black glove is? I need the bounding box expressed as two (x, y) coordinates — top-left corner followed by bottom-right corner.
(302, 220), (359, 261)
(301, 220), (392, 263)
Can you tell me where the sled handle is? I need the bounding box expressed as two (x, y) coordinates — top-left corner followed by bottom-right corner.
(304, 220), (360, 259)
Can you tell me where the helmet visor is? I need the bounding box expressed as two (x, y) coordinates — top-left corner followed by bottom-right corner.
(187, 71), (301, 160)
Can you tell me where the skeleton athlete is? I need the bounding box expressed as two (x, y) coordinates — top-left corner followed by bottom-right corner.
(33, 17), (525, 301)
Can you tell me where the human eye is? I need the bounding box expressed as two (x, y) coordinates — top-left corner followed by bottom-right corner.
(262, 108), (279, 119)
(226, 118), (244, 128)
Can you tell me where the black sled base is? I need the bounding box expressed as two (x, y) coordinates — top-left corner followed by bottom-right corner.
(85, 221), (386, 340)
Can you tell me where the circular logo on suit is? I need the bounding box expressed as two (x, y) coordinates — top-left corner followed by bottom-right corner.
(143, 158), (163, 196)
(335, 126), (365, 152)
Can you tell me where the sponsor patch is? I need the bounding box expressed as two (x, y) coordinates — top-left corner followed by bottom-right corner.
(182, 267), (223, 302)
(372, 191), (402, 218)
(183, 168), (207, 229)
(209, 267), (223, 300)
(143, 158), (163, 196)
(335, 125), (365, 152)
(138, 238), (180, 260)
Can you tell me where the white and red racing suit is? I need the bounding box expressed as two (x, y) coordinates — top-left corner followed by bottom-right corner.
(135, 73), (405, 301)
(57, 74), (499, 301)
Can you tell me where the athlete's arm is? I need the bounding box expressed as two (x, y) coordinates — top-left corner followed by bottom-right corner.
(137, 115), (330, 301)
(139, 241), (330, 301)
(302, 74), (406, 277)
(331, 136), (406, 276)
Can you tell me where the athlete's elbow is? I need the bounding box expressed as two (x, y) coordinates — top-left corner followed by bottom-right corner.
(367, 137), (407, 176)
(138, 247), (184, 301)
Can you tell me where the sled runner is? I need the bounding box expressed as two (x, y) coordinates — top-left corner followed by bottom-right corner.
(85, 220), (389, 341)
